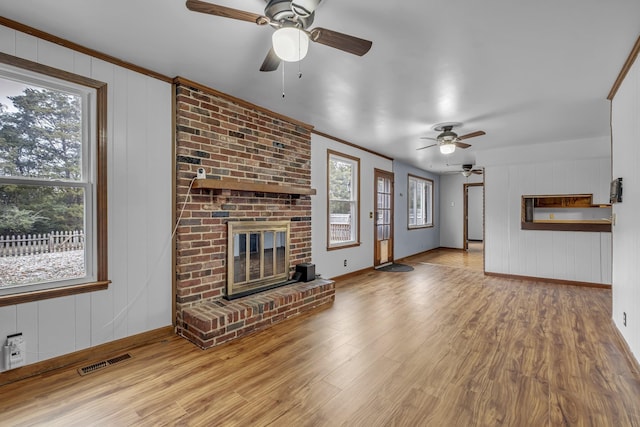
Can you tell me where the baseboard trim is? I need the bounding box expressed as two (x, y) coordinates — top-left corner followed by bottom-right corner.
(484, 271), (611, 289)
(330, 267), (375, 283)
(612, 322), (640, 375)
(0, 326), (174, 386)
(432, 247), (465, 252)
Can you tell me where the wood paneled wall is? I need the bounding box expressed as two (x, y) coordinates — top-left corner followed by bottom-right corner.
(484, 158), (612, 285)
(0, 24), (173, 371)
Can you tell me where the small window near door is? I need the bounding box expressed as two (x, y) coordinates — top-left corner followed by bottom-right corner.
(408, 174), (433, 229)
(327, 150), (360, 249)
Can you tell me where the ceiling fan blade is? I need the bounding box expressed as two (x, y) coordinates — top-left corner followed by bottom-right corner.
(472, 170), (483, 174)
(453, 141), (472, 149)
(260, 48), (281, 72)
(309, 28), (372, 56)
(417, 143), (437, 151)
(457, 130), (486, 140)
(185, 0), (267, 24)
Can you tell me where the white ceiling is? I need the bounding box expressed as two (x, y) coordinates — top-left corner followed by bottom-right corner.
(1, 0), (639, 173)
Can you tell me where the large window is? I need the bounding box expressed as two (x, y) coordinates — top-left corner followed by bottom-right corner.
(327, 150), (360, 249)
(0, 54), (108, 304)
(408, 174), (433, 228)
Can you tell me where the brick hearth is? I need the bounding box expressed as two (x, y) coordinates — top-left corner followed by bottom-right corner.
(181, 279), (335, 349)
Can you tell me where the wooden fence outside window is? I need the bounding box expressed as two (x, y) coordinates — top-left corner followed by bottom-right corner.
(0, 231), (84, 257)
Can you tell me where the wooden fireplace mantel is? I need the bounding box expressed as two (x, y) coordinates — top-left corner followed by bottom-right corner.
(192, 178), (316, 196)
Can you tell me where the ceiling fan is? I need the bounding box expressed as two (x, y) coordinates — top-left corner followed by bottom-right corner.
(460, 164), (483, 177)
(185, 0), (373, 71)
(417, 123), (486, 155)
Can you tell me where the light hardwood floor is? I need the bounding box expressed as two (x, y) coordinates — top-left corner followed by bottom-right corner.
(1, 247), (639, 426)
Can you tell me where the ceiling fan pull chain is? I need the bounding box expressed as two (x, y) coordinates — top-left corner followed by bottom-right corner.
(298, 29), (303, 79)
(282, 61), (286, 98)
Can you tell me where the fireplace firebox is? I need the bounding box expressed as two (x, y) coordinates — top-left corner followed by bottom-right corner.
(226, 221), (295, 299)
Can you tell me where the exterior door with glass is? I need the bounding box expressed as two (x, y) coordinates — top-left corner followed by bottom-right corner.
(374, 169), (394, 267)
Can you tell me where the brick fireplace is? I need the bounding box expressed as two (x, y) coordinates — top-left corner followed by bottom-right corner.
(173, 78), (334, 349)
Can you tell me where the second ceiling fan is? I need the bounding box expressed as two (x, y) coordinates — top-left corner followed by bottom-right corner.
(417, 123), (486, 154)
(185, 0), (373, 71)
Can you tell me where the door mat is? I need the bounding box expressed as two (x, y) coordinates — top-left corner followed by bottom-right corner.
(376, 263), (414, 272)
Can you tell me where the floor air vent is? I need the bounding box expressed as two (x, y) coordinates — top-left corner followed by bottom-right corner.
(78, 353), (132, 376)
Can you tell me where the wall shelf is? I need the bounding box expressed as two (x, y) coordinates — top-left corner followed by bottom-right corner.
(192, 178), (316, 196)
(521, 194), (611, 232)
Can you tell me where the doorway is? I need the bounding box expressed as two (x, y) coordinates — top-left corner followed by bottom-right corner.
(463, 183), (484, 252)
(374, 169), (394, 267)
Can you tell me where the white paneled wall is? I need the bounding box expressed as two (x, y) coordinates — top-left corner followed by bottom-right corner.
(0, 25), (173, 371)
(484, 157), (612, 285)
(611, 50), (640, 362)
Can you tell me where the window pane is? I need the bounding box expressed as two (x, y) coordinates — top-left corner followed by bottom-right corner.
(0, 184), (86, 287)
(329, 157), (353, 201)
(408, 175), (433, 228)
(328, 151), (359, 247)
(329, 203), (352, 244)
(0, 77), (83, 181)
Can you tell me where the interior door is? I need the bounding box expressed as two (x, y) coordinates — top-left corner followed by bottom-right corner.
(374, 169), (394, 267)
(463, 182), (484, 250)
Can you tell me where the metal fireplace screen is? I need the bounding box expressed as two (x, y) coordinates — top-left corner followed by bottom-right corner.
(227, 221), (290, 299)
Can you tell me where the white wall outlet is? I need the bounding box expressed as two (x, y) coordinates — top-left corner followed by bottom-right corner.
(6, 333), (26, 369)
(196, 168), (206, 179)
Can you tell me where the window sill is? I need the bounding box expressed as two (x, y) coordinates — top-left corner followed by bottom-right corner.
(408, 224), (434, 230)
(0, 280), (110, 307)
(327, 242), (361, 251)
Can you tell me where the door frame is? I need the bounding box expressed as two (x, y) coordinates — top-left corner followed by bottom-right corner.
(463, 182), (484, 251)
(374, 169), (394, 267)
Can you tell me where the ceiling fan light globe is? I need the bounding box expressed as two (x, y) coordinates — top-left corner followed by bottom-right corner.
(272, 27), (309, 62)
(462, 170), (472, 177)
(439, 144), (456, 155)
